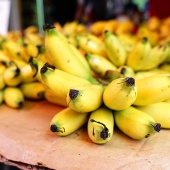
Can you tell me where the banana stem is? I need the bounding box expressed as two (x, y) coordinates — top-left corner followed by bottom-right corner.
(50, 124), (65, 133)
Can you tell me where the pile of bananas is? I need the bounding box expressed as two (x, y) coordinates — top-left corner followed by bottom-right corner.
(0, 17), (170, 145)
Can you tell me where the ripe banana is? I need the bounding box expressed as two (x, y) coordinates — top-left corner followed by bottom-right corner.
(44, 89), (68, 107)
(75, 33), (107, 57)
(40, 63), (92, 100)
(136, 102), (170, 128)
(134, 74), (170, 106)
(50, 107), (89, 136)
(3, 61), (22, 86)
(141, 43), (170, 70)
(103, 77), (137, 110)
(126, 37), (152, 71)
(24, 42), (39, 58)
(0, 50), (11, 64)
(0, 64), (6, 90)
(114, 106), (161, 140)
(87, 105), (114, 144)
(43, 24), (96, 83)
(0, 89), (4, 104)
(66, 84), (104, 113)
(20, 81), (45, 100)
(117, 65), (135, 78)
(85, 53), (117, 77)
(104, 30), (127, 67)
(3, 86), (24, 108)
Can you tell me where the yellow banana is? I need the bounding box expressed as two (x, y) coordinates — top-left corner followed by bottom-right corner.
(134, 74), (170, 106)
(87, 105), (114, 144)
(114, 106), (161, 140)
(20, 62), (37, 83)
(3, 86), (24, 108)
(76, 33), (107, 57)
(141, 43), (170, 70)
(126, 37), (152, 71)
(135, 68), (168, 80)
(20, 81), (45, 100)
(40, 63), (92, 100)
(3, 61), (22, 86)
(104, 30), (127, 67)
(43, 24), (96, 83)
(103, 77), (137, 110)
(136, 102), (170, 129)
(24, 42), (39, 58)
(85, 53), (117, 77)
(66, 84), (104, 113)
(44, 89), (68, 107)
(0, 50), (11, 64)
(0, 64), (6, 90)
(0, 89), (4, 104)
(117, 65), (135, 78)
(50, 107), (89, 136)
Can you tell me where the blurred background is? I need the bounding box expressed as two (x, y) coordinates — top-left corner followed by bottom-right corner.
(0, 0), (170, 169)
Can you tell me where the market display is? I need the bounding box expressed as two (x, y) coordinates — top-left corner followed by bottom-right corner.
(0, 17), (170, 146)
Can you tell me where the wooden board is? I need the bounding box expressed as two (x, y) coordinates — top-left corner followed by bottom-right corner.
(0, 100), (170, 170)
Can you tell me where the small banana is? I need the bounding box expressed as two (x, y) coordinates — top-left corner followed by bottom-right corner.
(0, 89), (4, 104)
(40, 63), (92, 100)
(136, 102), (170, 129)
(87, 105), (114, 144)
(20, 81), (45, 100)
(66, 84), (104, 113)
(24, 42), (39, 58)
(104, 30), (127, 67)
(117, 65), (135, 78)
(0, 50), (11, 64)
(134, 74), (170, 106)
(50, 107), (89, 136)
(43, 24), (96, 83)
(44, 89), (68, 107)
(114, 106), (161, 140)
(85, 53), (117, 77)
(3, 86), (24, 108)
(76, 33), (107, 57)
(20, 62), (37, 83)
(0, 64), (6, 90)
(3, 61), (22, 86)
(141, 43), (170, 70)
(103, 77), (137, 110)
(126, 37), (152, 71)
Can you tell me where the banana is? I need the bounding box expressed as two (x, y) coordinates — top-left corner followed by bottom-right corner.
(136, 102), (170, 129)
(3, 61), (22, 86)
(40, 63), (92, 100)
(0, 89), (4, 104)
(0, 64), (6, 90)
(20, 81), (45, 100)
(66, 84), (104, 113)
(134, 74), (170, 106)
(114, 106), (161, 140)
(24, 42), (39, 58)
(85, 53), (117, 77)
(117, 65), (135, 78)
(43, 24), (96, 83)
(44, 89), (68, 107)
(89, 21), (106, 36)
(3, 86), (24, 108)
(87, 105), (114, 144)
(20, 62), (37, 83)
(0, 50), (11, 64)
(141, 43), (170, 70)
(50, 107), (89, 136)
(103, 77), (137, 110)
(104, 30), (127, 67)
(126, 37), (152, 71)
(75, 33), (107, 57)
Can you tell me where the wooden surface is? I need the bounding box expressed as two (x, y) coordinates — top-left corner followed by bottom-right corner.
(0, 100), (170, 170)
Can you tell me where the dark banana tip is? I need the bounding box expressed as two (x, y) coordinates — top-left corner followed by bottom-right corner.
(125, 77), (135, 86)
(40, 63), (56, 74)
(69, 89), (79, 100)
(43, 24), (55, 31)
(50, 124), (58, 132)
(142, 37), (148, 43)
(153, 123), (161, 132)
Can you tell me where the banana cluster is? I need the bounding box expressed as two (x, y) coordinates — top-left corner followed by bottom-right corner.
(1, 17), (170, 145)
